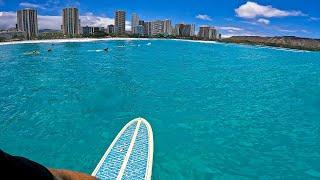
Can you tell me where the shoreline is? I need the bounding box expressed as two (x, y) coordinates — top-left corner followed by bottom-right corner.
(0, 37), (220, 46)
(0, 37), (317, 53)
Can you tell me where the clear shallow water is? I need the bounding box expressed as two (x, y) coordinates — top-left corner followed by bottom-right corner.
(1, 39), (320, 179)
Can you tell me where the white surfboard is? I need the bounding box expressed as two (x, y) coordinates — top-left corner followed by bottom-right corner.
(92, 118), (153, 180)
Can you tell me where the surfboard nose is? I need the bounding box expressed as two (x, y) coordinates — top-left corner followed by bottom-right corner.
(92, 117), (154, 180)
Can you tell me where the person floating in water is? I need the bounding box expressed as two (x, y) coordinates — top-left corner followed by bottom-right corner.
(104, 48), (109, 52)
(1, 149), (96, 180)
(24, 50), (40, 55)
(48, 49), (52, 52)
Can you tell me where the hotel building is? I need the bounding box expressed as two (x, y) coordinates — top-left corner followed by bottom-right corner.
(198, 26), (210, 39)
(175, 23), (193, 37)
(190, 24), (195, 36)
(131, 13), (139, 34)
(151, 20), (164, 36)
(143, 22), (152, 36)
(115, 10), (126, 35)
(17, 9), (38, 40)
(198, 26), (218, 40)
(62, 8), (80, 35)
(107, 25), (115, 34)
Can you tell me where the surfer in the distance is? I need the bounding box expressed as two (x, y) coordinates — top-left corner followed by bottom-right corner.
(0, 149), (96, 180)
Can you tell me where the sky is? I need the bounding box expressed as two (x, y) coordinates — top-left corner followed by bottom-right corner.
(0, 0), (319, 38)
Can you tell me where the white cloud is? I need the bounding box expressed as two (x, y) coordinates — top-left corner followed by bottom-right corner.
(0, 11), (131, 31)
(38, 15), (61, 29)
(0, 11), (16, 29)
(19, 2), (44, 9)
(309, 17), (320, 21)
(196, 14), (212, 21)
(221, 32), (261, 38)
(80, 12), (131, 31)
(279, 29), (296, 33)
(257, 18), (270, 25)
(217, 26), (243, 31)
(0, 11), (61, 30)
(80, 13), (113, 27)
(235, 1), (305, 19)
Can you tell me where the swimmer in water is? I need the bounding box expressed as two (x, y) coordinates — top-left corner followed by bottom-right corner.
(104, 48), (109, 52)
(48, 49), (52, 52)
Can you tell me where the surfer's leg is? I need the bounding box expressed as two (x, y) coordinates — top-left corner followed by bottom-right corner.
(0, 149), (96, 180)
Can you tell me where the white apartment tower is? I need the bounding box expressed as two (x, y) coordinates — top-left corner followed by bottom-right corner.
(163, 19), (172, 35)
(190, 24), (195, 36)
(131, 13), (139, 34)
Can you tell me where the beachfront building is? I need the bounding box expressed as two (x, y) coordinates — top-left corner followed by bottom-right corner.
(134, 25), (144, 36)
(175, 23), (193, 37)
(198, 26), (219, 40)
(190, 24), (196, 36)
(131, 13), (139, 34)
(163, 19), (172, 35)
(151, 20), (164, 36)
(17, 9), (38, 40)
(198, 26), (210, 39)
(82, 26), (94, 35)
(107, 25), (115, 34)
(82, 26), (104, 36)
(143, 22), (152, 36)
(209, 27), (218, 39)
(115, 10), (126, 35)
(62, 8), (80, 36)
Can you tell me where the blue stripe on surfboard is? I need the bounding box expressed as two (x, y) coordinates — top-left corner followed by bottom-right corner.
(95, 121), (137, 179)
(122, 122), (149, 180)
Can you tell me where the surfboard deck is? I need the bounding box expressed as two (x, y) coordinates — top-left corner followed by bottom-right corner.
(92, 118), (153, 180)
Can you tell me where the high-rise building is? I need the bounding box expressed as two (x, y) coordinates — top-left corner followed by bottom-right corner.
(134, 25), (144, 36)
(175, 23), (192, 37)
(209, 27), (217, 39)
(143, 22), (152, 36)
(17, 9), (38, 40)
(198, 26), (210, 39)
(115, 10), (126, 35)
(151, 20), (164, 36)
(163, 19), (172, 35)
(139, 20), (145, 26)
(131, 13), (139, 34)
(62, 8), (80, 35)
(190, 24), (195, 36)
(107, 25), (115, 34)
(198, 26), (218, 39)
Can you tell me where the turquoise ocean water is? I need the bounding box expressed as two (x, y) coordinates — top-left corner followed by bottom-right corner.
(0, 39), (320, 179)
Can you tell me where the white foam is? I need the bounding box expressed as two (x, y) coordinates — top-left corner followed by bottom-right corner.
(171, 39), (219, 44)
(88, 49), (104, 52)
(0, 38), (153, 46)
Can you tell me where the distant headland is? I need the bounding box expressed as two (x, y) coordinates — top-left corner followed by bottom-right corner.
(222, 36), (320, 51)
